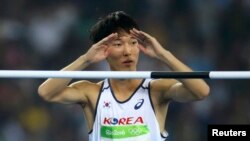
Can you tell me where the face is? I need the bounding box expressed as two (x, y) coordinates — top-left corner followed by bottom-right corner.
(106, 31), (139, 71)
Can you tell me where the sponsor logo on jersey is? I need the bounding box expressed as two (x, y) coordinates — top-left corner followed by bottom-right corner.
(134, 99), (144, 110)
(101, 125), (149, 139)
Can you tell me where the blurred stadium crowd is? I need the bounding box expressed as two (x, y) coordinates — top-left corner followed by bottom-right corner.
(0, 0), (249, 141)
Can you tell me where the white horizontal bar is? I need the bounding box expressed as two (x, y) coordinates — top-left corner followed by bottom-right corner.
(209, 71), (250, 79)
(0, 70), (151, 79)
(0, 70), (250, 79)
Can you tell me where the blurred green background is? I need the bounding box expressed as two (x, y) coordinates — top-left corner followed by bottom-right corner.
(0, 0), (249, 141)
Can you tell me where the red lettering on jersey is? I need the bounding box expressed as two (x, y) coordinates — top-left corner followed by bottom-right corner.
(134, 117), (144, 124)
(103, 118), (111, 124)
(118, 118), (126, 125)
(103, 116), (144, 125)
(126, 117), (133, 124)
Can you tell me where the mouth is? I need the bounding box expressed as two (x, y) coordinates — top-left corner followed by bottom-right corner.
(122, 60), (133, 65)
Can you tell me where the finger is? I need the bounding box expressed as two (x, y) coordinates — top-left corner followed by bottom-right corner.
(130, 30), (141, 40)
(138, 44), (147, 53)
(130, 29), (145, 39)
(131, 30), (148, 44)
(104, 47), (111, 57)
(102, 33), (118, 44)
(98, 33), (118, 45)
(132, 28), (152, 40)
(138, 30), (153, 40)
(132, 28), (145, 37)
(130, 30), (145, 44)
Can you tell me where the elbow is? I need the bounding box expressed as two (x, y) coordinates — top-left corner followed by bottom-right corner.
(38, 86), (53, 102)
(196, 85), (210, 100)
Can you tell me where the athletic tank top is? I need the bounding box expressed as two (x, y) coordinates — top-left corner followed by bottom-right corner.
(89, 79), (168, 141)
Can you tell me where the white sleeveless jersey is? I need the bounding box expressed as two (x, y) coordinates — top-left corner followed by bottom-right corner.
(89, 79), (168, 141)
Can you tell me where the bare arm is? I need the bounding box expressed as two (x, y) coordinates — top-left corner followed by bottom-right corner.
(38, 33), (118, 104)
(130, 29), (210, 103)
(155, 51), (210, 102)
(38, 55), (91, 104)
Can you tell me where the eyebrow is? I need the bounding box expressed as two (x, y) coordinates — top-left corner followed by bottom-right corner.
(114, 36), (137, 41)
(131, 37), (137, 40)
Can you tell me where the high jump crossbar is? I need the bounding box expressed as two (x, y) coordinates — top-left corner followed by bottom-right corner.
(0, 70), (250, 79)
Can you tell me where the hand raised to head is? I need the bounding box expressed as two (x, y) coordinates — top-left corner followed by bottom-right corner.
(130, 28), (166, 59)
(85, 33), (118, 64)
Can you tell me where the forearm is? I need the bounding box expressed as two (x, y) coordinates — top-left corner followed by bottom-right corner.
(160, 50), (210, 99)
(38, 55), (90, 98)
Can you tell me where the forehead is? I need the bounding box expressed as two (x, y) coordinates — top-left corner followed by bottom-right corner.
(116, 31), (135, 40)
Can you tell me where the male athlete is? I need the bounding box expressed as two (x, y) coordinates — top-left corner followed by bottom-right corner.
(38, 11), (210, 141)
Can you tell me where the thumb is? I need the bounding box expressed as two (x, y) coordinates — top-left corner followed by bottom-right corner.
(138, 44), (147, 53)
(104, 47), (110, 57)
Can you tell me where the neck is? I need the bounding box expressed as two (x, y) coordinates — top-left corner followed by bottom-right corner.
(110, 78), (138, 84)
(109, 78), (143, 100)
(109, 79), (143, 89)
(109, 66), (137, 72)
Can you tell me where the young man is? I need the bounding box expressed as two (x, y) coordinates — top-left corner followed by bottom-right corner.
(38, 11), (210, 141)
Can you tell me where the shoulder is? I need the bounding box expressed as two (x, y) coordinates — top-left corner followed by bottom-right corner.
(150, 79), (178, 92)
(149, 79), (179, 104)
(70, 80), (104, 93)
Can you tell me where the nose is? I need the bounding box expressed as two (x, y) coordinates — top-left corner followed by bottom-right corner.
(123, 43), (132, 56)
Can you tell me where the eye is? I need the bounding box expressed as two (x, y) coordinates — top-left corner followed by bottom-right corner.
(131, 40), (138, 45)
(113, 43), (122, 47)
(112, 40), (122, 47)
(132, 41), (137, 44)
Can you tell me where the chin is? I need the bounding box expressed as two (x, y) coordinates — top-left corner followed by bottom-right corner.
(123, 67), (136, 71)
(110, 64), (137, 71)
(112, 67), (135, 71)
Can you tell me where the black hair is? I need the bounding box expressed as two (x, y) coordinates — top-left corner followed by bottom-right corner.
(89, 11), (140, 43)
